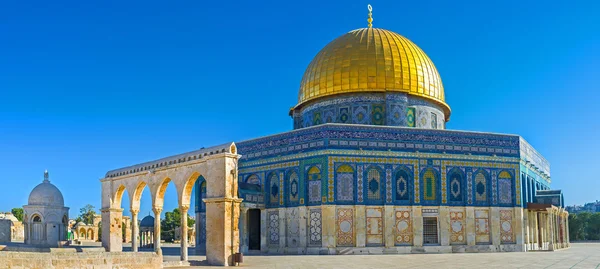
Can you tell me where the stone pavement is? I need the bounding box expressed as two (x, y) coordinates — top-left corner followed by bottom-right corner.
(165, 243), (600, 269)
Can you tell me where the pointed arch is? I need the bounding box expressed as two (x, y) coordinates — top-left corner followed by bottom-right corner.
(267, 172), (280, 205)
(336, 164), (354, 202)
(364, 165), (383, 201)
(473, 169), (490, 204)
(447, 167), (465, 203)
(131, 181), (148, 211)
(394, 165), (413, 203)
(180, 171), (202, 208)
(153, 176), (172, 209)
(113, 184), (127, 209)
(306, 165), (322, 204)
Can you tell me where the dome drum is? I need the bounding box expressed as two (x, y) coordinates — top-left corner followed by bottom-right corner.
(292, 92), (446, 129)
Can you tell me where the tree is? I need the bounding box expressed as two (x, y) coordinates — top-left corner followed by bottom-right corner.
(569, 212), (600, 241)
(11, 208), (23, 222)
(79, 204), (96, 225)
(160, 208), (195, 242)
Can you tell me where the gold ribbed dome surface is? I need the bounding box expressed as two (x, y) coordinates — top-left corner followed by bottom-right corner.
(298, 28), (450, 117)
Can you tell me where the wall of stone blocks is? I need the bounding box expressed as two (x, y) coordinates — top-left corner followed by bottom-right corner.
(252, 205), (525, 254)
(0, 249), (161, 269)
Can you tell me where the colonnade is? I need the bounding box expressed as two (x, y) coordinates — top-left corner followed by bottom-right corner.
(524, 206), (569, 251)
(100, 143), (243, 266)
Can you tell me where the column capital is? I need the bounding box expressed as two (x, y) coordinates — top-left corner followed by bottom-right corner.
(153, 207), (163, 215)
(179, 204), (190, 212)
(130, 208), (140, 215)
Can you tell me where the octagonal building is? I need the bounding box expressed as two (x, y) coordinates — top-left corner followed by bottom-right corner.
(103, 14), (570, 258)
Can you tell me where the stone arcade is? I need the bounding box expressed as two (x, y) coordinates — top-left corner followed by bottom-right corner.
(100, 6), (569, 267)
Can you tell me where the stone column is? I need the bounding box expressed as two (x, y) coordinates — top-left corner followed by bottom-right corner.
(180, 205), (190, 261)
(131, 209), (139, 252)
(101, 208), (123, 252)
(153, 207), (163, 255)
(239, 206), (249, 253)
(260, 209), (267, 252)
(384, 205), (395, 249)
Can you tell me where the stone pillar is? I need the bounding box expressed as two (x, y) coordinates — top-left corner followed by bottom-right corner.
(260, 209), (267, 252)
(321, 205), (336, 250)
(439, 206), (450, 246)
(565, 214), (570, 247)
(465, 207), (476, 246)
(204, 197), (243, 266)
(547, 210), (554, 251)
(298, 206), (308, 249)
(239, 206), (249, 253)
(384, 205), (395, 248)
(490, 207), (500, 247)
(180, 205), (189, 261)
(354, 205), (366, 247)
(153, 207), (163, 255)
(514, 207), (524, 250)
(412, 206), (423, 247)
(101, 208), (123, 252)
(131, 209), (139, 252)
(532, 212), (539, 249)
(278, 208), (286, 250)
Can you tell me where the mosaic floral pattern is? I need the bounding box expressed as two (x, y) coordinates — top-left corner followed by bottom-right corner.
(367, 168), (381, 200)
(395, 210), (412, 245)
(268, 211), (279, 245)
(475, 209), (490, 243)
(386, 169), (392, 203)
(395, 169), (410, 201)
(309, 209), (322, 246)
(289, 171), (299, 203)
(467, 171), (473, 204)
(336, 208), (354, 246)
(500, 209), (514, 243)
(448, 169), (463, 202)
(366, 207), (384, 246)
(450, 210), (465, 244)
(269, 173), (279, 205)
(475, 171), (487, 203)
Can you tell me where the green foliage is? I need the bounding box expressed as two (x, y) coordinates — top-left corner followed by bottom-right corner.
(569, 212), (600, 241)
(11, 208), (23, 222)
(79, 204), (96, 225)
(160, 208), (195, 242)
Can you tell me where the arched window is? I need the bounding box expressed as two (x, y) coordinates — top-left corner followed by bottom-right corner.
(366, 167), (381, 200)
(246, 174), (260, 185)
(448, 169), (463, 202)
(269, 173), (280, 205)
(307, 166), (321, 203)
(32, 215), (41, 222)
(423, 169), (437, 201)
(336, 165), (354, 202)
(288, 171), (299, 203)
(475, 171), (488, 203)
(395, 169), (410, 202)
(498, 171), (512, 204)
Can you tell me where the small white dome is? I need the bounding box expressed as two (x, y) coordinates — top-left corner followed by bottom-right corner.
(28, 181), (64, 207)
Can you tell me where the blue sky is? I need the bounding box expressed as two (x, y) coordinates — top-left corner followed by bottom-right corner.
(0, 0), (598, 218)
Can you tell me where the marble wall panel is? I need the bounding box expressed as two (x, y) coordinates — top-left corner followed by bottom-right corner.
(366, 207), (384, 246)
(336, 208), (354, 247)
(395, 209), (412, 245)
(475, 209), (490, 243)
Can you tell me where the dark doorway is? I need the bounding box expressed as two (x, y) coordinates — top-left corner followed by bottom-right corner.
(248, 209), (261, 250)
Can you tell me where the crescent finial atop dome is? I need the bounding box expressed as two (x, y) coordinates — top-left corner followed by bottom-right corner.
(44, 170), (49, 183)
(367, 4), (373, 28)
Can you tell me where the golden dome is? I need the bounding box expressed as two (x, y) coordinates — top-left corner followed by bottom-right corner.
(297, 28), (450, 119)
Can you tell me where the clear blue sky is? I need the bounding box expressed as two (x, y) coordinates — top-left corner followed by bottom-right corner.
(1, 0), (598, 219)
